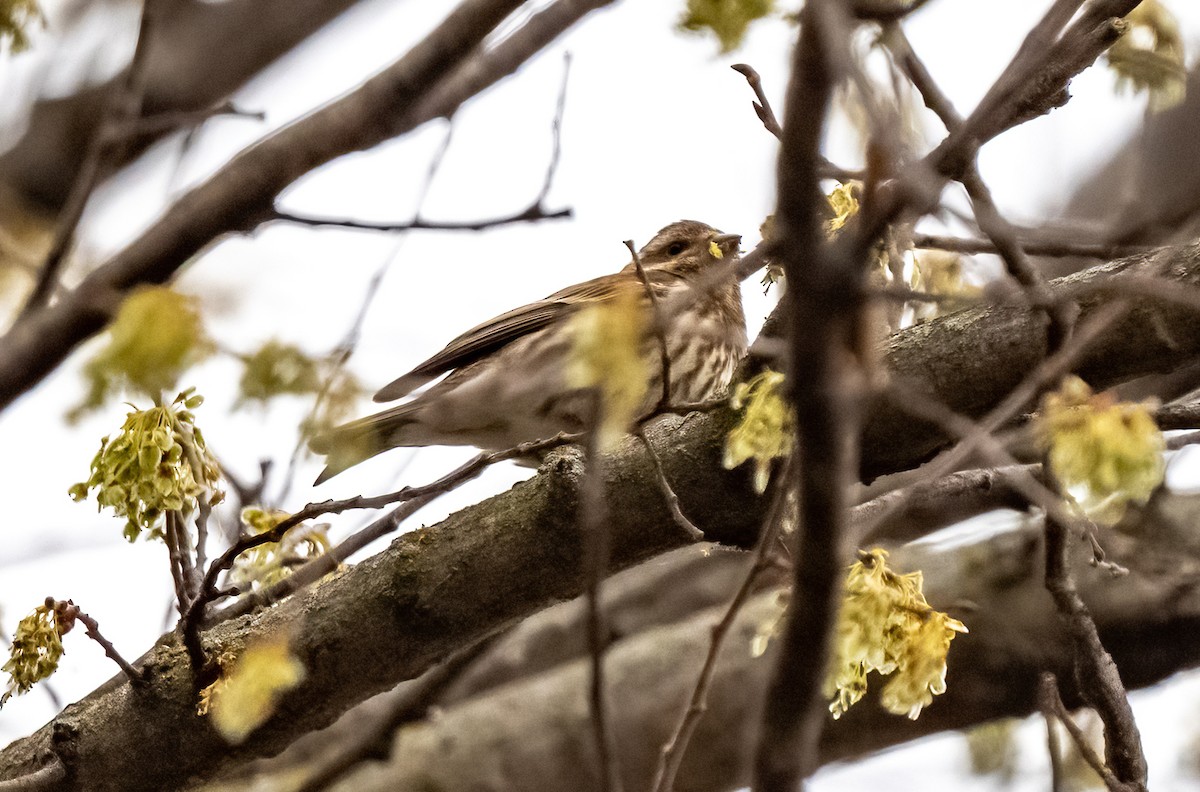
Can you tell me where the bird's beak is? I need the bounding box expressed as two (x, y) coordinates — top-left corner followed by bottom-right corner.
(711, 233), (742, 257)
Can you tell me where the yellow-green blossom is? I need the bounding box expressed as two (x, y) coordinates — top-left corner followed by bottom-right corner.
(199, 635), (306, 745)
(229, 508), (330, 592)
(724, 369), (793, 492)
(0, 0), (42, 52)
(72, 287), (212, 419)
(825, 549), (966, 720)
(236, 340), (321, 407)
(1108, 0), (1186, 111)
(1040, 376), (1165, 523)
(826, 181), (861, 237)
(566, 288), (650, 450)
(70, 389), (223, 542)
(1, 601), (65, 708)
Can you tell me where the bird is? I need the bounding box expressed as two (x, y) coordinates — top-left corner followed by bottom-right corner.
(311, 220), (747, 484)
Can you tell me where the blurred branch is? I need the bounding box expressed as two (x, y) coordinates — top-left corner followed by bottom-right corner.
(913, 233), (1151, 259)
(754, 2), (857, 789)
(0, 0), (618, 414)
(268, 204), (571, 233)
(17, 0), (162, 319)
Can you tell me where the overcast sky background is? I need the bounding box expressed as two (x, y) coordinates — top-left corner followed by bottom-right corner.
(1, 0), (1199, 787)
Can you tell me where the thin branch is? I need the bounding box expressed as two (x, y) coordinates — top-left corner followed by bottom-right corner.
(1042, 475), (1148, 789)
(913, 233), (1152, 260)
(0, 0), (617, 413)
(652, 456), (793, 792)
(754, 2), (858, 789)
(0, 759), (66, 792)
(731, 63), (782, 139)
(163, 510), (194, 615)
(580, 395), (622, 792)
(53, 599), (143, 685)
(128, 100), (266, 138)
(1040, 673), (1138, 792)
(851, 463), (1038, 545)
(268, 204), (571, 234)
(536, 51), (572, 207)
(625, 238), (672, 409)
(635, 427), (703, 542)
(72, 610), (144, 686)
(1039, 674), (1066, 792)
(17, 0), (161, 319)
(887, 24), (1076, 351)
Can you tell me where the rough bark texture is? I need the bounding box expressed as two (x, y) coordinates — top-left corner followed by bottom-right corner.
(200, 491), (1200, 792)
(3, 243), (1200, 791)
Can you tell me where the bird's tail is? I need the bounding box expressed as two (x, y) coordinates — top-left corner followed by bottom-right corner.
(309, 403), (421, 485)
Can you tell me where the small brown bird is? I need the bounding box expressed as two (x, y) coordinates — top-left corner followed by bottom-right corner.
(311, 220), (747, 483)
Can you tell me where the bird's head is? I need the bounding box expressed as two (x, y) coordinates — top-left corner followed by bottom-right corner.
(627, 220), (741, 275)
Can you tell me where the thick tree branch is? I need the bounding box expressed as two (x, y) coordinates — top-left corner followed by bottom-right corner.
(4, 244), (1200, 790)
(199, 495), (1200, 791)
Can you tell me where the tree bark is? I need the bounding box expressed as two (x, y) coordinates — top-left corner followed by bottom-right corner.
(2, 243), (1200, 791)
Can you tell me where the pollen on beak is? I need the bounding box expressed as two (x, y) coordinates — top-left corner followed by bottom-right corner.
(711, 233), (742, 256)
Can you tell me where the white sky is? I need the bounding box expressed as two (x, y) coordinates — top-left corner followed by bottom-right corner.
(1, 0), (1199, 786)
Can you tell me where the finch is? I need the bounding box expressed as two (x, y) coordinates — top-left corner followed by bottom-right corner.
(311, 220), (747, 483)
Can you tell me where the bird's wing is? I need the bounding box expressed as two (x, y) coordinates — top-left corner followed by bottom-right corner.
(373, 274), (629, 402)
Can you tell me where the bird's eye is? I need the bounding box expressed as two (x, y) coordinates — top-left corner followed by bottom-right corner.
(666, 241), (687, 256)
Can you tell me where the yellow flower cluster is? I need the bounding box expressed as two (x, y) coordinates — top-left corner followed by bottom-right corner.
(1, 601), (65, 708)
(73, 287), (211, 419)
(229, 508), (331, 592)
(566, 288), (650, 450)
(825, 181), (861, 236)
(69, 390), (223, 542)
(198, 635), (306, 745)
(1108, 0), (1186, 112)
(0, 0), (42, 52)
(825, 549), (967, 720)
(678, 0), (773, 53)
(1040, 376), (1165, 523)
(724, 369), (793, 493)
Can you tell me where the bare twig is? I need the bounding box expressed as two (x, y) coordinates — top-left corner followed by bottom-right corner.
(1038, 674), (1066, 792)
(129, 100), (266, 138)
(731, 63), (782, 139)
(1040, 673), (1138, 792)
(580, 395), (622, 792)
(52, 599), (143, 685)
(163, 511), (194, 615)
(913, 233), (1151, 260)
(18, 0), (161, 319)
(269, 204), (571, 234)
(888, 24), (1076, 350)
(1042, 475), (1148, 790)
(652, 456), (793, 792)
(635, 427), (703, 542)
(851, 463), (1038, 545)
(0, 759), (66, 792)
(626, 238), (672, 409)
